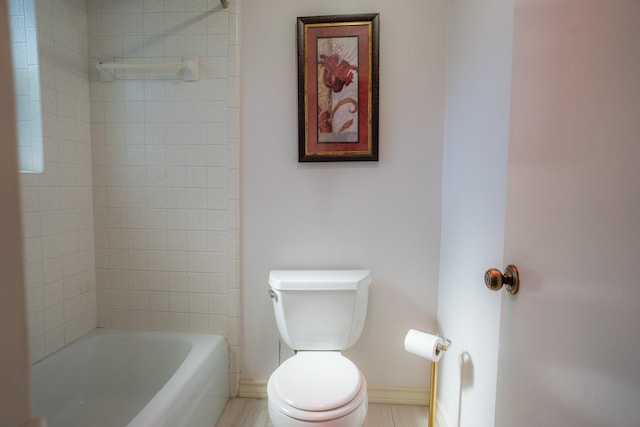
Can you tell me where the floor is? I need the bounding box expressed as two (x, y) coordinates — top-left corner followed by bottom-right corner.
(215, 398), (429, 427)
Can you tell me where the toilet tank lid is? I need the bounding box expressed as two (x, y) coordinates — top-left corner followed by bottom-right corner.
(269, 270), (371, 291)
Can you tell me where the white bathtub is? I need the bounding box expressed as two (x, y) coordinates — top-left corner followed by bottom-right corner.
(31, 329), (229, 427)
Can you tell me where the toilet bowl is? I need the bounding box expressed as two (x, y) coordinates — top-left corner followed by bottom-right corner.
(266, 270), (372, 427)
(267, 352), (368, 427)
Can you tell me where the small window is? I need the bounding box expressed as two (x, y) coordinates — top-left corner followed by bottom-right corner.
(9, 0), (44, 173)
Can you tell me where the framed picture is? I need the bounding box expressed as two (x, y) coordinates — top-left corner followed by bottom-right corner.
(297, 13), (380, 162)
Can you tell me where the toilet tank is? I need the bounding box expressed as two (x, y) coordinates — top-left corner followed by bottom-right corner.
(268, 270), (371, 351)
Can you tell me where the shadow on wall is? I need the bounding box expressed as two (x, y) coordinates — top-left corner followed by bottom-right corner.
(458, 351), (474, 427)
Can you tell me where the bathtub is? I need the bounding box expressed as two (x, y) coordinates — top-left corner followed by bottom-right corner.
(31, 329), (229, 427)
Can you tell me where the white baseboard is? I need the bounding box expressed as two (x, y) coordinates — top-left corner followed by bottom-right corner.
(238, 380), (268, 399)
(238, 380), (429, 406)
(367, 385), (428, 405)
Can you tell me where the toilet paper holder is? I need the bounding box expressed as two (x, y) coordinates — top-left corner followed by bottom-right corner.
(404, 330), (451, 427)
(430, 336), (450, 427)
(435, 336), (451, 355)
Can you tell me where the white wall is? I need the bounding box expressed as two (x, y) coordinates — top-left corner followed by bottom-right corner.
(241, 0), (448, 387)
(22, 0), (97, 364)
(87, 0), (241, 393)
(0, 3), (31, 424)
(437, 0), (513, 425)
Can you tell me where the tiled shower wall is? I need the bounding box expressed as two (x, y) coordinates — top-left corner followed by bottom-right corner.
(87, 0), (240, 392)
(20, 0), (97, 364)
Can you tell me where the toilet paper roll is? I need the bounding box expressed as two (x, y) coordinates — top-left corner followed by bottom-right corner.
(404, 329), (444, 362)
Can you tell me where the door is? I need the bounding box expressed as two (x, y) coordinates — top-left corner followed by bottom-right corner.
(495, 1), (640, 426)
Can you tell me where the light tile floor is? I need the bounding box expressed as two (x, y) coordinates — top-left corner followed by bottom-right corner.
(215, 398), (429, 427)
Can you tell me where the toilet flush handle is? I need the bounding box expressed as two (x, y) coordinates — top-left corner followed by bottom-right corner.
(267, 289), (278, 302)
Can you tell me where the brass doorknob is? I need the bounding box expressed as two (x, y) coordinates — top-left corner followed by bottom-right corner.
(484, 265), (519, 294)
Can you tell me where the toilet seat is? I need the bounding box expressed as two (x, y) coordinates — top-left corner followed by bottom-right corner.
(267, 352), (367, 423)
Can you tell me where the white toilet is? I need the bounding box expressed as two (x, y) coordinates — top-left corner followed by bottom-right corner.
(266, 270), (371, 427)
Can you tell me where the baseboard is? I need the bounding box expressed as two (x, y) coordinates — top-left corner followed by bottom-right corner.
(238, 380), (268, 399)
(238, 380), (429, 406)
(367, 385), (428, 405)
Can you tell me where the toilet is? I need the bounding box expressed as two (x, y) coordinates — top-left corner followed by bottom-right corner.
(266, 270), (371, 427)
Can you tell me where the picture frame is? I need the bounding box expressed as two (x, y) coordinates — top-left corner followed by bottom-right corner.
(297, 13), (380, 162)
